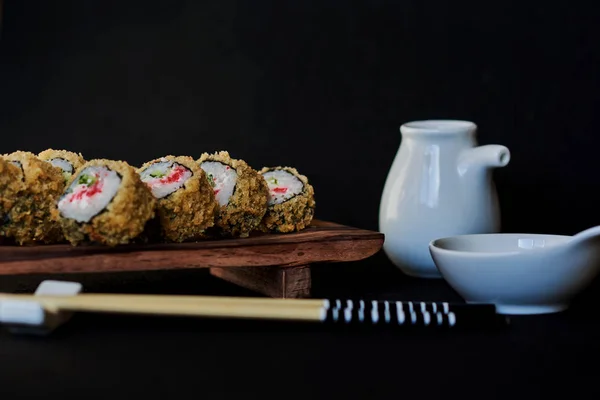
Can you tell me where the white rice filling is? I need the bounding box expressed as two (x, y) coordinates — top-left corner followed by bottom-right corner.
(262, 169), (304, 205)
(200, 161), (237, 207)
(9, 160), (22, 169)
(139, 160), (192, 199)
(49, 158), (74, 174)
(58, 166), (121, 223)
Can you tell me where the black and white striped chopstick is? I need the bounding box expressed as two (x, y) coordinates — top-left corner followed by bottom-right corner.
(321, 300), (508, 329)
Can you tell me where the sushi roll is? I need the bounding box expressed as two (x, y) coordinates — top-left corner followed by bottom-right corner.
(57, 159), (156, 246)
(259, 166), (315, 233)
(0, 151), (65, 244)
(0, 158), (26, 242)
(197, 151), (268, 238)
(137, 155), (218, 242)
(38, 149), (85, 183)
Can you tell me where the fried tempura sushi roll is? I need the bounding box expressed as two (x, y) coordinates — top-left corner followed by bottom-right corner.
(197, 151), (268, 238)
(57, 159), (156, 246)
(0, 158), (26, 243)
(137, 155), (218, 242)
(0, 151), (65, 244)
(259, 166), (315, 233)
(38, 149), (85, 183)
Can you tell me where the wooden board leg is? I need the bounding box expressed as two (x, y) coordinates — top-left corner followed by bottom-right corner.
(209, 265), (311, 298)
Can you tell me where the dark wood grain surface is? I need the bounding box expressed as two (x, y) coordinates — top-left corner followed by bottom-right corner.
(210, 265), (312, 298)
(0, 220), (384, 275)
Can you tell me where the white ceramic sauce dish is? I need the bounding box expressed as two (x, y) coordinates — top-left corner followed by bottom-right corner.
(429, 226), (600, 315)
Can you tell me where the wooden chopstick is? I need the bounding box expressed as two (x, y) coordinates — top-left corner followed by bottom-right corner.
(0, 294), (327, 321)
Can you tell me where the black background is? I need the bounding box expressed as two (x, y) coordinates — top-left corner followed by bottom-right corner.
(2, 0), (599, 235)
(1, 1), (600, 398)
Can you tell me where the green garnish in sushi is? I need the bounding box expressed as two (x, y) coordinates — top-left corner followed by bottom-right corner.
(78, 174), (97, 186)
(149, 170), (166, 178)
(267, 177), (278, 185)
(207, 173), (216, 187)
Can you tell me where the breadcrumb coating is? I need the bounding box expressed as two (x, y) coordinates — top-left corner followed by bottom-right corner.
(1, 151), (65, 244)
(0, 158), (26, 243)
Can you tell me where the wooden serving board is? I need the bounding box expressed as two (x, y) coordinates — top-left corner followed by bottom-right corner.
(0, 220), (384, 298)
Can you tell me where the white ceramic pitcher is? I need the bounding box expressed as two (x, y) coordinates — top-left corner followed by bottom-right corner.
(379, 120), (511, 278)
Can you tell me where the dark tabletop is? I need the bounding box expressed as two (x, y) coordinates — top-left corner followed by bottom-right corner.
(1, 251), (600, 399)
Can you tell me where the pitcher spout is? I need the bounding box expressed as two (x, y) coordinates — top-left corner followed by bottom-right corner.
(458, 145), (511, 176)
